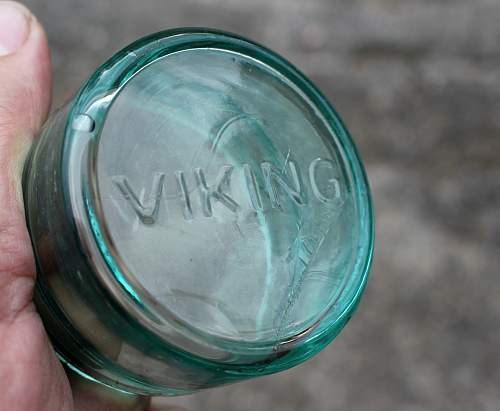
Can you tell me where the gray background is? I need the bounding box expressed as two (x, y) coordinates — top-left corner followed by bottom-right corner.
(20, 0), (500, 410)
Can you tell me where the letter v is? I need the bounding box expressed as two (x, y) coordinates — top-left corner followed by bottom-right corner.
(112, 172), (165, 225)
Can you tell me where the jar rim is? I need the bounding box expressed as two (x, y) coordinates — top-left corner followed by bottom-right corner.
(61, 28), (374, 372)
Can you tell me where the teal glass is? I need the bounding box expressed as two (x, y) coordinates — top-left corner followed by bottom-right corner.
(23, 28), (374, 396)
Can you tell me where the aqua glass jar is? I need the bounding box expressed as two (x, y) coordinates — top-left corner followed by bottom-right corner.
(23, 28), (374, 396)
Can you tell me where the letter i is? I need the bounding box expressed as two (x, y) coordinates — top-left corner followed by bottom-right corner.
(175, 171), (194, 220)
(243, 164), (263, 211)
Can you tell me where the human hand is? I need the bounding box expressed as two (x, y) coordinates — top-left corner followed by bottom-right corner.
(0, 2), (184, 410)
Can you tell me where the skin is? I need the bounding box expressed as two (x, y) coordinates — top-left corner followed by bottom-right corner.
(0, 2), (184, 410)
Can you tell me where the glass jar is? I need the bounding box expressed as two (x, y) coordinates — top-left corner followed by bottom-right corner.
(23, 28), (374, 396)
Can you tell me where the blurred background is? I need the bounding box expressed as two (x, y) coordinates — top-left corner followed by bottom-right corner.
(20, 0), (500, 410)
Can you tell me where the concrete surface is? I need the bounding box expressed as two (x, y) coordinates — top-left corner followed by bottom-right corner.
(20, 0), (500, 410)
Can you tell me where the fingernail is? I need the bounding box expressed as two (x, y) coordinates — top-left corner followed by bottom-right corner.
(0, 1), (30, 56)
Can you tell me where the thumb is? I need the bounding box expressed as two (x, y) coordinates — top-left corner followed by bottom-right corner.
(0, 0), (51, 198)
(0, 0), (51, 317)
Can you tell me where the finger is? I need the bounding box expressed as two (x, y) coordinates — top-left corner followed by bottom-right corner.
(0, 3), (69, 411)
(150, 406), (189, 411)
(0, 0), (52, 321)
(150, 398), (189, 411)
(70, 368), (192, 411)
(68, 368), (151, 411)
